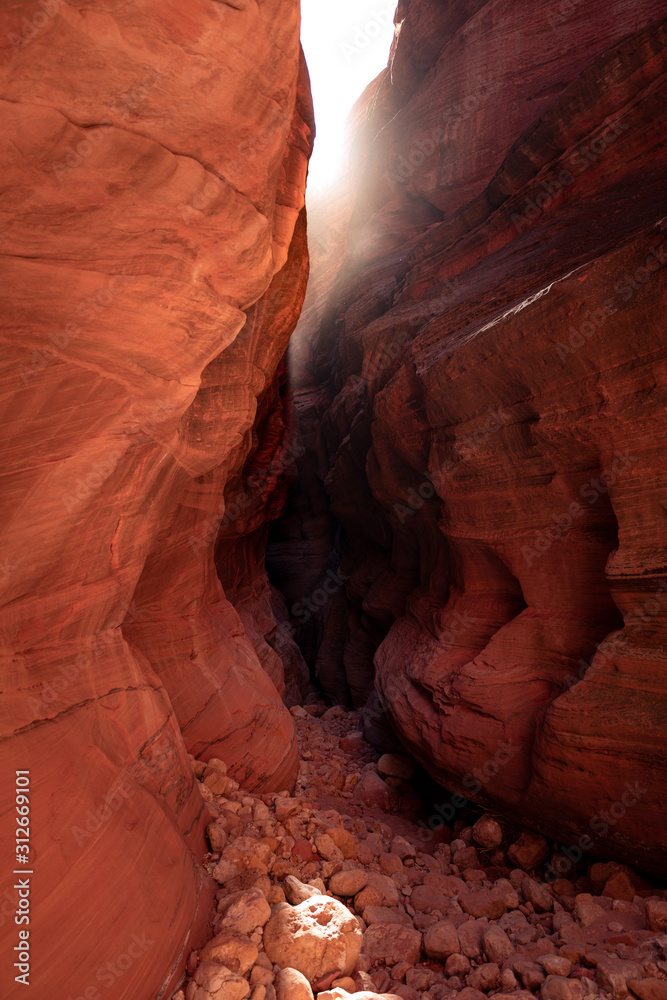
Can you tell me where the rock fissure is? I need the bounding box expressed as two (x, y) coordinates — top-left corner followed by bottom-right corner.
(1, 0), (666, 998)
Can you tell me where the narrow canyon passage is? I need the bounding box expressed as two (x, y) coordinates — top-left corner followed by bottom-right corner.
(0, 1), (665, 1000)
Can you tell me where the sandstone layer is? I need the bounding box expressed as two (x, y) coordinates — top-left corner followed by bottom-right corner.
(284, 1), (667, 873)
(0, 2), (313, 998)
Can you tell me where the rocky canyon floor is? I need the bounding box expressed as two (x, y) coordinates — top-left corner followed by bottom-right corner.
(174, 707), (667, 1000)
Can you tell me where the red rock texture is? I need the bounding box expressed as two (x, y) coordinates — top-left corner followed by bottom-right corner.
(289, 1), (667, 873)
(0, 2), (313, 998)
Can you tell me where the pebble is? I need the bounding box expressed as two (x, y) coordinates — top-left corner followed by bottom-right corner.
(199, 932), (258, 975)
(329, 869), (369, 896)
(482, 923), (514, 963)
(523, 875), (554, 913)
(459, 887), (507, 919)
(472, 815), (503, 850)
(179, 705), (662, 1000)
(274, 967), (314, 1000)
(216, 889), (272, 934)
(364, 923), (423, 965)
(467, 961), (500, 992)
(646, 900), (667, 932)
(191, 962), (250, 999)
(541, 975), (583, 1000)
(283, 876), (321, 905)
(628, 979), (667, 1000)
(507, 831), (550, 870)
(574, 901), (606, 927)
(541, 956), (573, 976)
(378, 754), (414, 781)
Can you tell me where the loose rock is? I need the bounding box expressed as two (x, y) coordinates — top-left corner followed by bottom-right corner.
(472, 816), (503, 850)
(184, 705), (662, 1000)
(424, 920), (460, 959)
(541, 976), (583, 1000)
(363, 923), (422, 965)
(284, 876), (321, 905)
(330, 870), (369, 897)
(274, 967), (314, 1000)
(646, 900), (667, 932)
(192, 962), (251, 1000)
(199, 932), (258, 975)
(507, 831), (550, 870)
(378, 754), (414, 781)
(482, 924), (514, 963)
(263, 895), (363, 981)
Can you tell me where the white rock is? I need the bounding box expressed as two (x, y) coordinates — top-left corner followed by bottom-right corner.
(263, 895), (363, 982)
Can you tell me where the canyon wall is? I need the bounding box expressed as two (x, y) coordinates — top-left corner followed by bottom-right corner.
(288, 1), (667, 874)
(0, 2), (312, 998)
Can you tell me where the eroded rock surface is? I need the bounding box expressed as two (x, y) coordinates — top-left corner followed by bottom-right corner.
(279, 0), (667, 870)
(0, 2), (313, 997)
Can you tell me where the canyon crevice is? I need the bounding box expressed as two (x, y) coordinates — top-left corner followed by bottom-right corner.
(0, 0), (665, 998)
(281, 0), (667, 877)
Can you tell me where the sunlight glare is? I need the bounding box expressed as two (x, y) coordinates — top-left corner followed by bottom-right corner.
(300, 0), (396, 193)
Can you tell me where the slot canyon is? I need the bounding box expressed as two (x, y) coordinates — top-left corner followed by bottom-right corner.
(0, 1), (666, 999)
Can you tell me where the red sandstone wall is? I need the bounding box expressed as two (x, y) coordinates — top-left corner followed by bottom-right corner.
(0, 2), (313, 998)
(290, 2), (667, 873)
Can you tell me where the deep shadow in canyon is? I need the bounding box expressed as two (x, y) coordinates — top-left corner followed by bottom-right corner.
(268, 0), (667, 883)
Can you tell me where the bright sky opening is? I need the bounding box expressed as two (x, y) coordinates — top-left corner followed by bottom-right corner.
(300, 0), (397, 193)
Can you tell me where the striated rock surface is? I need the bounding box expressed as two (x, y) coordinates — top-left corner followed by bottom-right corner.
(285, 0), (667, 873)
(0, 2), (313, 998)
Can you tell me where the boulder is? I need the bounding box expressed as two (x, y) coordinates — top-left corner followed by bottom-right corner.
(363, 923), (423, 966)
(263, 895), (363, 981)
